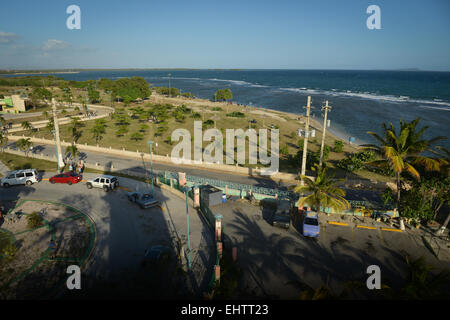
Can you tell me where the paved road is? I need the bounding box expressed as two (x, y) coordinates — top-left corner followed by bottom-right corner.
(0, 172), (214, 298)
(218, 200), (449, 299)
(7, 141), (288, 190)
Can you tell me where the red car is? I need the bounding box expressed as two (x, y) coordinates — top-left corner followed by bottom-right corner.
(49, 172), (82, 185)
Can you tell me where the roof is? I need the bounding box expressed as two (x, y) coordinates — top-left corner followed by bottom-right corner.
(0, 98), (13, 106)
(95, 175), (117, 179)
(7, 168), (37, 174)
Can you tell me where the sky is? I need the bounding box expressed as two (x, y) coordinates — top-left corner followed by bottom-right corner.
(0, 0), (449, 70)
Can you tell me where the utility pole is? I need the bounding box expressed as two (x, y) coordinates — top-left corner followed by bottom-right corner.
(319, 101), (332, 167)
(300, 96), (312, 184)
(52, 98), (65, 171)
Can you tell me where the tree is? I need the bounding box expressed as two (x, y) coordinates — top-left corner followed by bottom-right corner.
(336, 151), (376, 172)
(46, 118), (55, 132)
(26, 212), (43, 229)
(65, 144), (80, 159)
(0, 131), (8, 152)
(116, 126), (128, 137)
(363, 118), (446, 217)
(130, 132), (144, 141)
(91, 121), (106, 144)
(67, 117), (82, 142)
(215, 88), (233, 101)
(87, 85), (100, 103)
(21, 121), (33, 134)
(30, 87), (52, 109)
(0, 115), (5, 127)
(139, 124), (149, 132)
(16, 138), (32, 157)
(293, 164), (350, 213)
(334, 140), (344, 153)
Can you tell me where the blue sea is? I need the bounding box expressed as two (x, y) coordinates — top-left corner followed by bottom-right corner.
(5, 69), (450, 148)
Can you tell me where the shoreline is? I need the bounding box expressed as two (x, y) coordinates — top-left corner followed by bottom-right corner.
(150, 92), (363, 151)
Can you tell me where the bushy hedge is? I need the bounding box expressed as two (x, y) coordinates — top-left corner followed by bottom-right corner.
(336, 151), (376, 172)
(226, 112), (245, 118)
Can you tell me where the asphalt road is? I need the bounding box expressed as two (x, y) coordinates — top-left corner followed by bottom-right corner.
(0, 172), (213, 298)
(218, 200), (449, 299)
(7, 141), (288, 190)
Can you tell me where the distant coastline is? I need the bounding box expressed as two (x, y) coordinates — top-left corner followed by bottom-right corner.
(1, 71), (81, 75)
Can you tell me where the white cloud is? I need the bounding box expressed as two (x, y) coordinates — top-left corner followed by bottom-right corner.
(0, 31), (20, 44)
(42, 39), (71, 51)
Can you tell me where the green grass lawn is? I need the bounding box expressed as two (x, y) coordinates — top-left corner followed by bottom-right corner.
(0, 152), (104, 175)
(0, 230), (12, 254)
(6, 86), (393, 182)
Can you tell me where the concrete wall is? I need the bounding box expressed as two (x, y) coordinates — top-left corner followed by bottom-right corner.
(6, 134), (302, 182)
(11, 95), (27, 112)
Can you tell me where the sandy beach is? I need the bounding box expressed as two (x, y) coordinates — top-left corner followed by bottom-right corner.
(148, 92), (362, 151)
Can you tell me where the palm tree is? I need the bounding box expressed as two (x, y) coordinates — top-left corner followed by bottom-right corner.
(21, 121), (33, 135)
(363, 118), (446, 216)
(376, 256), (450, 299)
(65, 143), (79, 160)
(91, 123), (106, 144)
(16, 138), (32, 157)
(67, 117), (82, 142)
(293, 164), (350, 214)
(0, 131), (8, 152)
(46, 118), (55, 133)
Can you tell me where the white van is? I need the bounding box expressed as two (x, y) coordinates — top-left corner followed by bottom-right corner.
(1, 169), (40, 187)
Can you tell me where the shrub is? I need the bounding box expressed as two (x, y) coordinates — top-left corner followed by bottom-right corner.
(203, 119), (215, 128)
(336, 151), (377, 172)
(2, 243), (18, 260)
(26, 212), (43, 229)
(280, 145), (289, 156)
(191, 112), (201, 119)
(322, 145), (331, 160)
(334, 140), (344, 153)
(226, 112), (245, 118)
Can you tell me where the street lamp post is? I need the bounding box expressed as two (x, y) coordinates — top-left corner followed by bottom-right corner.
(148, 141), (157, 197)
(107, 90), (113, 108)
(184, 185), (192, 270)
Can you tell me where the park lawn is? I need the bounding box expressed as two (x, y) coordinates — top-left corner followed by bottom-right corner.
(0, 152), (104, 176)
(0, 152), (60, 171)
(7, 87), (392, 182)
(18, 100), (351, 172)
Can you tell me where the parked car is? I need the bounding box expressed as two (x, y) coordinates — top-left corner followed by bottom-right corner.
(272, 199), (292, 229)
(86, 175), (119, 192)
(49, 172), (82, 185)
(1, 169), (40, 187)
(303, 211), (320, 237)
(141, 245), (170, 267)
(127, 192), (159, 209)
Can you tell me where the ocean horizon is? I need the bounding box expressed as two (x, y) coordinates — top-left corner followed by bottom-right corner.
(4, 69), (450, 148)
